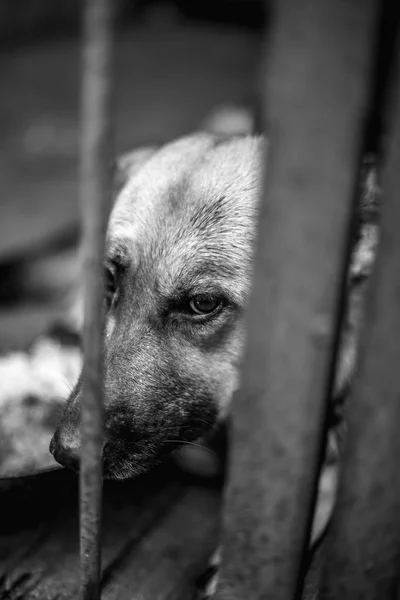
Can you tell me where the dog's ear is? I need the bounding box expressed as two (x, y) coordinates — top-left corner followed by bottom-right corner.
(114, 146), (158, 191)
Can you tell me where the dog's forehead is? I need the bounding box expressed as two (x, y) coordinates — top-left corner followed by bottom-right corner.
(107, 135), (263, 271)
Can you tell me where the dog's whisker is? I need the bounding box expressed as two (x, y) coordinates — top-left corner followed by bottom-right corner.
(62, 378), (77, 393)
(51, 395), (68, 404)
(165, 440), (217, 455)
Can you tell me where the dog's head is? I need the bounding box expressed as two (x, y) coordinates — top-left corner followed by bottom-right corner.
(50, 133), (264, 478)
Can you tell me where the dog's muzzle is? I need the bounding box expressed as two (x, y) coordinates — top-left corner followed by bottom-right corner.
(49, 430), (80, 472)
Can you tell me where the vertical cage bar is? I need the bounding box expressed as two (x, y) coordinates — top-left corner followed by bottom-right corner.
(321, 49), (400, 600)
(365, 0), (400, 155)
(79, 1), (114, 599)
(216, 0), (379, 598)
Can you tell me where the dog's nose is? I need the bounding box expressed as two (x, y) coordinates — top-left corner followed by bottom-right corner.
(50, 431), (80, 472)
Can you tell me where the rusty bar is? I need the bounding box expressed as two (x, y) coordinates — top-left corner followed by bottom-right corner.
(321, 51), (400, 600)
(79, 0), (114, 599)
(216, 0), (379, 598)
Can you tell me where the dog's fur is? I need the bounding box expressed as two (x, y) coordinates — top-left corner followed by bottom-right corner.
(51, 133), (265, 477)
(49, 132), (379, 595)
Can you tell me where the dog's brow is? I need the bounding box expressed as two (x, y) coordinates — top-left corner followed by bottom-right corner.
(171, 263), (245, 304)
(106, 238), (130, 266)
(184, 263), (239, 284)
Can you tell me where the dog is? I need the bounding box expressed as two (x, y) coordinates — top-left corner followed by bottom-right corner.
(49, 132), (379, 597)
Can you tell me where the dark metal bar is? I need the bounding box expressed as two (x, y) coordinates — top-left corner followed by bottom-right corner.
(79, 1), (114, 599)
(365, 0), (400, 156)
(216, 0), (379, 598)
(321, 51), (400, 600)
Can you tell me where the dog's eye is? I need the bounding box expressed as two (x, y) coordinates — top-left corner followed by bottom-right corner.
(189, 296), (222, 316)
(104, 267), (117, 306)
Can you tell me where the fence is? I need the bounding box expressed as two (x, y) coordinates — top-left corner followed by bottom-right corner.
(78, 0), (400, 599)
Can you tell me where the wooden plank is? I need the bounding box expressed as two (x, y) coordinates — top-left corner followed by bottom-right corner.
(0, 466), (222, 600)
(216, 0), (379, 598)
(102, 485), (221, 600)
(0, 467), (185, 599)
(320, 57), (400, 600)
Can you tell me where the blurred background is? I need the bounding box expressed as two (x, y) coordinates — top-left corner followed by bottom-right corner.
(0, 0), (266, 351)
